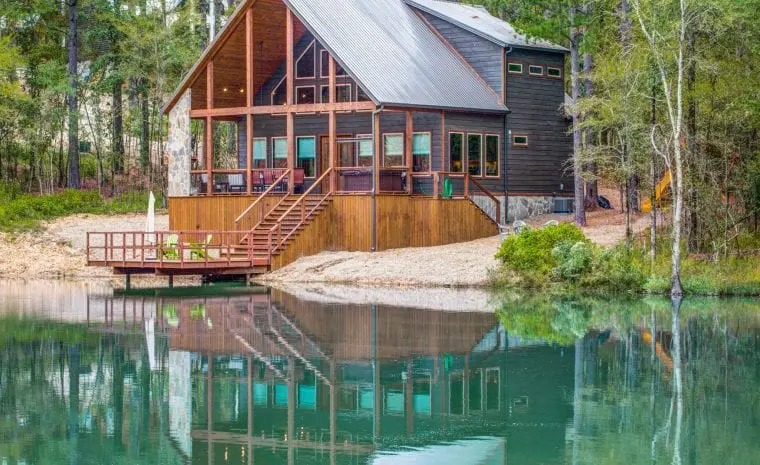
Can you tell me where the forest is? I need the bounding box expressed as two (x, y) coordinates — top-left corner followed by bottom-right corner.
(2, 0), (760, 294)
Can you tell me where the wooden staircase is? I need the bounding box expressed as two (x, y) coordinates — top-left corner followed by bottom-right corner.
(227, 168), (334, 268)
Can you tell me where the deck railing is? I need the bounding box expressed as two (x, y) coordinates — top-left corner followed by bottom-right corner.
(86, 230), (256, 268)
(234, 169), (291, 228)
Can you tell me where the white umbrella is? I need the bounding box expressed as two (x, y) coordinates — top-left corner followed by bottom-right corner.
(146, 191), (156, 245)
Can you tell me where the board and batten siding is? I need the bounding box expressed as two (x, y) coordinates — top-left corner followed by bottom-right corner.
(418, 10), (504, 97)
(506, 48), (574, 195)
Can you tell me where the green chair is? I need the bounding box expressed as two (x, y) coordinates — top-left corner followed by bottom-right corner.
(190, 234), (213, 260)
(160, 234), (179, 260)
(441, 177), (454, 199)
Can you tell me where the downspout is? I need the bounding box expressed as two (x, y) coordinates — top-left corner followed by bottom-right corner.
(503, 46), (513, 224)
(371, 105), (385, 252)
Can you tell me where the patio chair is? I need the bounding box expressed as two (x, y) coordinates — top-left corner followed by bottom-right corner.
(252, 171), (265, 193)
(160, 234), (179, 260)
(441, 177), (454, 199)
(293, 168), (305, 193)
(190, 234), (213, 260)
(199, 174), (209, 194)
(228, 174), (245, 193)
(542, 220), (559, 228)
(263, 170), (275, 191)
(513, 221), (529, 234)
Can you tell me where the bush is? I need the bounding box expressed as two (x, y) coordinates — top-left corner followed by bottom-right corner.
(495, 223), (586, 286)
(582, 245), (647, 293)
(552, 241), (593, 280)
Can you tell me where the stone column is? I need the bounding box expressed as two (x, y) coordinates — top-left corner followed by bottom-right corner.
(167, 90), (192, 197)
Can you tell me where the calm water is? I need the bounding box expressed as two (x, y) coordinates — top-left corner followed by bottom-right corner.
(0, 281), (759, 464)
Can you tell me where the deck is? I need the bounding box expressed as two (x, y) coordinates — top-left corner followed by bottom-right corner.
(86, 172), (501, 277)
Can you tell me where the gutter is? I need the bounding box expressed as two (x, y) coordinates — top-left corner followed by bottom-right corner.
(371, 105), (385, 252)
(503, 46), (513, 225)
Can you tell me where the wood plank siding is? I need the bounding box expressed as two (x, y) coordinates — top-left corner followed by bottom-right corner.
(168, 195), (287, 233)
(505, 48), (574, 195)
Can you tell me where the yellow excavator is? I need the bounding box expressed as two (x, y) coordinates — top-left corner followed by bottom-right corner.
(641, 170), (671, 213)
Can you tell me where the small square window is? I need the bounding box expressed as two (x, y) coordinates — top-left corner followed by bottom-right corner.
(507, 63), (523, 74)
(547, 67), (562, 78)
(513, 135), (529, 147)
(528, 65), (544, 76)
(296, 86), (315, 104)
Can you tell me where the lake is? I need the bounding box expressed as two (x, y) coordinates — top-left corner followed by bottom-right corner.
(0, 280), (759, 464)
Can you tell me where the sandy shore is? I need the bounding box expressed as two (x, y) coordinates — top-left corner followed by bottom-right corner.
(1, 208), (657, 287)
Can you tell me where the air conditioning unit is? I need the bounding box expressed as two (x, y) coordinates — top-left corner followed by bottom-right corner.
(554, 197), (574, 214)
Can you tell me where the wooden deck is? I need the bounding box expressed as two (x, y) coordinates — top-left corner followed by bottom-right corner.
(88, 177), (500, 277)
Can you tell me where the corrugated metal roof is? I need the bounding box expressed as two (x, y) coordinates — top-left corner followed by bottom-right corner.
(404, 0), (568, 53)
(284, 0), (506, 113)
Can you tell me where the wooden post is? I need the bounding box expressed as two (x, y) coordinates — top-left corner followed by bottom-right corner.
(374, 112), (381, 192)
(285, 9), (295, 194)
(406, 111), (413, 194)
(245, 7), (254, 194)
(328, 55), (337, 192)
(206, 61), (214, 195)
(440, 111), (445, 173)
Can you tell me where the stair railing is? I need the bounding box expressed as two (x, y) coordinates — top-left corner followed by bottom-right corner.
(266, 168), (333, 262)
(467, 175), (501, 225)
(234, 169), (291, 229)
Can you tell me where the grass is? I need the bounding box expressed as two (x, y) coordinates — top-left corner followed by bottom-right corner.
(0, 186), (162, 232)
(492, 223), (760, 297)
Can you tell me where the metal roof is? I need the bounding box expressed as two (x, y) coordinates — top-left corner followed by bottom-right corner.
(284, 0), (506, 113)
(404, 0), (568, 53)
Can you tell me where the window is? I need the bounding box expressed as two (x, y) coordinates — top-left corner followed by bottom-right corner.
(467, 134), (482, 176)
(320, 49), (347, 78)
(529, 65), (544, 76)
(271, 77), (286, 106)
(383, 134), (404, 167)
(507, 62), (523, 74)
(296, 41), (316, 79)
(253, 138), (267, 169)
(485, 135), (499, 177)
(320, 84), (352, 103)
(273, 137), (288, 168)
(357, 86), (371, 102)
(297, 136), (316, 178)
(296, 86), (315, 105)
(449, 132), (464, 173)
(513, 134), (529, 147)
(547, 67), (562, 78)
(357, 134), (373, 167)
(412, 133), (431, 172)
(485, 368), (500, 410)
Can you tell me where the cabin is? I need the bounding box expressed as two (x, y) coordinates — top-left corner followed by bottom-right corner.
(87, 0), (573, 277)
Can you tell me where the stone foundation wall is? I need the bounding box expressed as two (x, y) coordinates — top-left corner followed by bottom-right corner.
(166, 91), (191, 197)
(471, 194), (507, 225)
(507, 196), (555, 222)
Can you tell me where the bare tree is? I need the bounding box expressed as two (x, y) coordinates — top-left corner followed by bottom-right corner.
(66, 0), (80, 189)
(570, 6), (586, 226)
(631, 0), (691, 297)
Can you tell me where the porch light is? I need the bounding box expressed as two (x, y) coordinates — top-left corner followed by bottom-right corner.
(223, 87), (228, 92)
(239, 88), (245, 93)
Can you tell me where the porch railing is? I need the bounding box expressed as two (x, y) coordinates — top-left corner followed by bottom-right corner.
(234, 169), (291, 230)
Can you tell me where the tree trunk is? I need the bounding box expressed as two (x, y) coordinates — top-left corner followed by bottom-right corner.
(583, 52), (597, 201)
(112, 0), (124, 175)
(66, 0), (80, 189)
(140, 86), (150, 169)
(570, 6), (586, 226)
(686, 30), (698, 253)
(650, 92), (657, 262)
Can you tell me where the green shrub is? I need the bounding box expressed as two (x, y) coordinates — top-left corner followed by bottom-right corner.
(496, 223), (586, 285)
(552, 241), (593, 280)
(582, 245), (647, 293)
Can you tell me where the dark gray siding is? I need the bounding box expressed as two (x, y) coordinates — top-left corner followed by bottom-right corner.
(506, 48), (574, 195)
(443, 111), (506, 194)
(418, 11), (503, 98)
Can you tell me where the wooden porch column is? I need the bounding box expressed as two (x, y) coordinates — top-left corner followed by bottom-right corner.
(405, 111), (413, 194)
(374, 112), (381, 192)
(245, 7), (254, 194)
(328, 55), (337, 192)
(285, 8), (295, 194)
(205, 61), (214, 195)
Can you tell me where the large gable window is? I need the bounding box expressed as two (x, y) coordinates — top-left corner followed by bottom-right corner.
(297, 136), (316, 178)
(467, 134), (482, 177)
(383, 134), (404, 167)
(450, 132), (464, 173)
(320, 84), (352, 103)
(296, 41), (316, 79)
(271, 77), (286, 106)
(413, 133), (431, 172)
(320, 50), (348, 78)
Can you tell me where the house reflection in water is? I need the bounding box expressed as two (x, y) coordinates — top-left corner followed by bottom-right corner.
(124, 289), (573, 465)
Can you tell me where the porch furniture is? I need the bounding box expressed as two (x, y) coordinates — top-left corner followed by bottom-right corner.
(252, 171), (265, 192)
(190, 234), (214, 260)
(228, 174), (245, 193)
(200, 174), (209, 194)
(379, 170), (405, 192)
(160, 234), (179, 260)
(513, 221), (529, 234)
(441, 178), (453, 199)
(293, 168), (305, 193)
(543, 220), (559, 228)
(214, 180), (229, 193)
(339, 169), (372, 192)
(263, 170), (275, 191)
